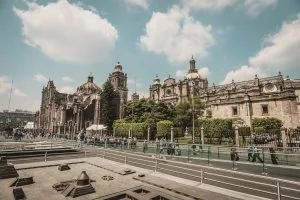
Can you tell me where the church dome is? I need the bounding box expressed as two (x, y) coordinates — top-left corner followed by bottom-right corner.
(185, 72), (201, 80)
(77, 74), (100, 95)
(114, 62), (122, 72)
(153, 75), (160, 85)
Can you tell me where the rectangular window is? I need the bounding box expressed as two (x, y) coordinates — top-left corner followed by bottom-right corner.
(262, 104), (269, 115)
(232, 106), (238, 116)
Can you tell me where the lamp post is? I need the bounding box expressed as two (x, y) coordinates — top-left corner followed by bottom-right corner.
(191, 81), (195, 144)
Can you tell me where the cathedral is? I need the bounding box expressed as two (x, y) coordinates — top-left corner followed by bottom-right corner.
(149, 56), (300, 128)
(35, 62), (128, 134)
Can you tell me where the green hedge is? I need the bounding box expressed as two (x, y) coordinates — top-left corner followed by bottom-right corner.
(252, 117), (283, 133)
(198, 118), (233, 144)
(113, 120), (147, 138)
(156, 120), (173, 138)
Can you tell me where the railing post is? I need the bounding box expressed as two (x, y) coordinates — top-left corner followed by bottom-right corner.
(200, 169), (203, 184)
(277, 181), (281, 200)
(187, 144), (190, 163)
(44, 151), (47, 162)
(155, 159), (158, 172)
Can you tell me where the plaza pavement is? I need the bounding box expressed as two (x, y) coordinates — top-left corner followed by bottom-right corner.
(2, 157), (270, 200)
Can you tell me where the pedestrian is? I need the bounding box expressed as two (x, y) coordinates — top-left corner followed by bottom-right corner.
(143, 140), (148, 153)
(247, 145), (253, 161)
(159, 138), (164, 154)
(269, 147), (278, 165)
(252, 146), (263, 163)
(77, 129), (84, 149)
(230, 148), (239, 161)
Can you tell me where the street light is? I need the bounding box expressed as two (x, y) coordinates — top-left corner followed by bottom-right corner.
(191, 81), (195, 144)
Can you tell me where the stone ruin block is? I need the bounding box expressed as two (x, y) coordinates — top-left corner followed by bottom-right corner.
(10, 177), (34, 187)
(0, 156), (18, 179)
(13, 188), (26, 200)
(58, 164), (70, 171)
(53, 171), (95, 198)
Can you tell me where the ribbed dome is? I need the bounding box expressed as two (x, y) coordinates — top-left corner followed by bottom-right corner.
(114, 62), (122, 72)
(77, 74), (100, 95)
(185, 72), (201, 80)
(77, 171), (90, 186)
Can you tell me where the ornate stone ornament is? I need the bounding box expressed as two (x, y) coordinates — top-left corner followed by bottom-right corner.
(263, 82), (277, 93)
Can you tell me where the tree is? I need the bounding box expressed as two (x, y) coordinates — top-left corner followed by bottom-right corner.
(173, 98), (206, 134)
(156, 120), (173, 138)
(100, 81), (118, 131)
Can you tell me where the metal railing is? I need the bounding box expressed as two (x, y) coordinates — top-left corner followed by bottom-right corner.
(97, 148), (300, 200)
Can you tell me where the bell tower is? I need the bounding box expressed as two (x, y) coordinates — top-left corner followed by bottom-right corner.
(108, 62), (128, 119)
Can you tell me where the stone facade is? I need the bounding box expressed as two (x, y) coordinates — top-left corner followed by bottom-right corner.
(36, 62), (128, 134)
(149, 57), (300, 128)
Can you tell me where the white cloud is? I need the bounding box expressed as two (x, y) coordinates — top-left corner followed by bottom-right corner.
(249, 15), (300, 69)
(139, 5), (215, 63)
(0, 76), (11, 94)
(245, 0), (278, 17)
(220, 65), (265, 85)
(198, 67), (210, 79)
(183, 0), (237, 11)
(175, 69), (187, 79)
(14, 0), (118, 64)
(58, 86), (75, 94)
(62, 76), (74, 82)
(122, 0), (148, 9)
(13, 88), (27, 97)
(34, 73), (48, 83)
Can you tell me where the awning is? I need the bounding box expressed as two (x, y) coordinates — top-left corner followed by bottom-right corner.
(24, 122), (34, 129)
(86, 124), (107, 131)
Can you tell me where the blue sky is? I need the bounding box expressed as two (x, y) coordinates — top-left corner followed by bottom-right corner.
(0, 0), (300, 112)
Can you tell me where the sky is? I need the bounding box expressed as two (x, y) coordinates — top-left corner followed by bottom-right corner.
(0, 0), (300, 112)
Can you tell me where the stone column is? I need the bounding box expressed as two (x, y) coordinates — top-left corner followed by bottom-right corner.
(235, 126), (239, 147)
(281, 128), (287, 148)
(147, 126), (150, 142)
(80, 108), (83, 131)
(76, 106), (80, 132)
(201, 126), (204, 146)
(94, 94), (100, 124)
(171, 126), (174, 143)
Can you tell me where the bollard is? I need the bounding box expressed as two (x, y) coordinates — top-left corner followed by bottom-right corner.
(155, 159), (158, 172)
(200, 169), (203, 184)
(44, 152), (47, 162)
(277, 181), (281, 200)
(217, 147), (220, 159)
(207, 146), (211, 166)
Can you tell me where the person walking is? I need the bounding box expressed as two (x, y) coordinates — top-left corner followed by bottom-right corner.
(247, 145), (253, 161)
(269, 147), (278, 165)
(252, 146), (263, 163)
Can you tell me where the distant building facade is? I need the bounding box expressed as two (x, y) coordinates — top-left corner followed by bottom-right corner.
(36, 62), (128, 134)
(0, 109), (34, 128)
(149, 56), (300, 128)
